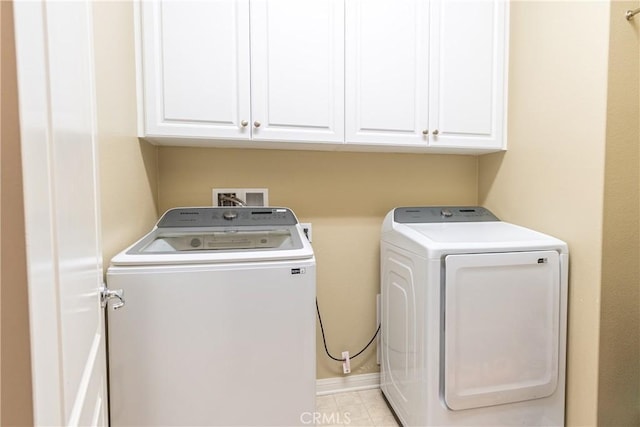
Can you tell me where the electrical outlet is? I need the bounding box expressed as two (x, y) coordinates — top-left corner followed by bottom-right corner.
(212, 188), (269, 207)
(342, 351), (351, 374)
(301, 223), (312, 242)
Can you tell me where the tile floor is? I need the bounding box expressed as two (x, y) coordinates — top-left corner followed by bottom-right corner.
(315, 389), (399, 426)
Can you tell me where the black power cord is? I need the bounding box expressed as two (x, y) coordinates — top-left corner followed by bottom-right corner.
(316, 298), (381, 362)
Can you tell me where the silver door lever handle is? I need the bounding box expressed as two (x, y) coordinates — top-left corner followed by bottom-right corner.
(100, 286), (125, 310)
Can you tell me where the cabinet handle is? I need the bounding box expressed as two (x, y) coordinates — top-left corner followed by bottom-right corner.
(432, 129), (439, 136)
(254, 121), (261, 128)
(240, 120), (248, 127)
(422, 129), (429, 135)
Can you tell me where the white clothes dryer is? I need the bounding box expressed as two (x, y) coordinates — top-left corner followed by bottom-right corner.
(106, 207), (315, 426)
(380, 206), (568, 426)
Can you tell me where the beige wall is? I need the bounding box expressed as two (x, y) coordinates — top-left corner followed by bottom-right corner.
(597, 1), (640, 424)
(0, 1), (34, 425)
(93, 1), (159, 269)
(158, 147), (478, 377)
(479, 1), (640, 425)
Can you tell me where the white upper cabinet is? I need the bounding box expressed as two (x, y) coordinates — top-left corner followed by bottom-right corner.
(138, 0), (344, 145)
(140, 0), (251, 140)
(137, 0), (508, 153)
(345, 0), (430, 147)
(428, 0), (507, 150)
(250, 0), (344, 143)
(346, 0), (508, 151)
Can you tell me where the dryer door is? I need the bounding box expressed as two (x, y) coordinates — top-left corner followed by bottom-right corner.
(443, 250), (560, 411)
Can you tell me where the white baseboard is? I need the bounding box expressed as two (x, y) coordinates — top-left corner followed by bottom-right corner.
(316, 373), (380, 396)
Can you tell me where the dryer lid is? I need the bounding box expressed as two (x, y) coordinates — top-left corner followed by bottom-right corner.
(382, 207), (569, 257)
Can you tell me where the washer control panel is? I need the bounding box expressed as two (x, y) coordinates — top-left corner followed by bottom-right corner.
(394, 206), (499, 223)
(157, 207), (298, 227)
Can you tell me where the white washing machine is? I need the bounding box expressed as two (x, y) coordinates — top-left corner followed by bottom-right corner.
(106, 207), (315, 426)
(380, 206), (568, 426)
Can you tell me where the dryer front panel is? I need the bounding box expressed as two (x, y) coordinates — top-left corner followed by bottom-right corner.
(442, 250), (560, 411)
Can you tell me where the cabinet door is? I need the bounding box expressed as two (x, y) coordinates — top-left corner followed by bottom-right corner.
(250, 0), (344, 143)
(428, 0), (507, 150)
(345, 0), (429, 147)
(140, 0), (251, 139)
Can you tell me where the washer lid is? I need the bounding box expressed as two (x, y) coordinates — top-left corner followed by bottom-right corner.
(110, 207), (314, 265)
(131, 226), (301, 253)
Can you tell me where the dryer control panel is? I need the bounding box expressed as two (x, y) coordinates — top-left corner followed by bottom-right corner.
(394, 206), (499, 223)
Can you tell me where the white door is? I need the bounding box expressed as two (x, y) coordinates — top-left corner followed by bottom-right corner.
(443, 251), (561, 411)
(345, 0), (429, 147)
(250, 0), (344, 143)
(428, 0), (507, 150)
(13, 1), (108, 425)
(140, 0), (251, 140)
